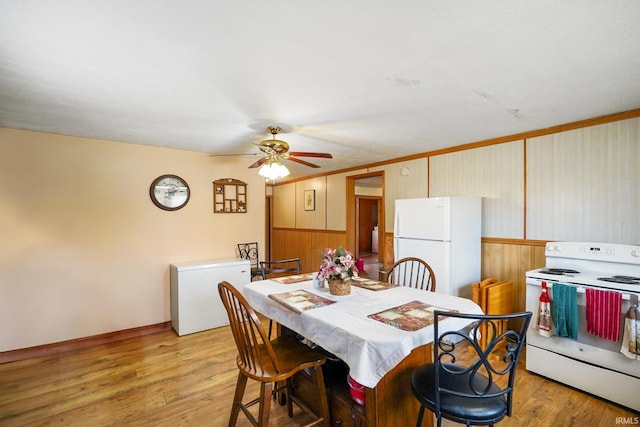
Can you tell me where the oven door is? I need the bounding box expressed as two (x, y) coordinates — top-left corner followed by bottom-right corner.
(525, 277), (640, 379)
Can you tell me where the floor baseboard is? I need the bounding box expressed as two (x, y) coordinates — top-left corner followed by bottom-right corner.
(0, 321), (172, 364)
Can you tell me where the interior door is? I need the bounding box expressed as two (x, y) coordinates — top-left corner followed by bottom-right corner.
(357, 197), (378, 255)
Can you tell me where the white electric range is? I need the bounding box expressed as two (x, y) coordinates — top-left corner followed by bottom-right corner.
(525, 241), (640, 412)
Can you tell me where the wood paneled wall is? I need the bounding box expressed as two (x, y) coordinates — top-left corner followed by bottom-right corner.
(272, 229), (546, 312)
(481, 240), (546, 312)
(271, 229), (347, 274)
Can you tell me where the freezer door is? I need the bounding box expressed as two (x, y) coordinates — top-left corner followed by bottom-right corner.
(394, 198), (450, 241)
(170, 260), (251, 335)
(394, 238), (451, 295)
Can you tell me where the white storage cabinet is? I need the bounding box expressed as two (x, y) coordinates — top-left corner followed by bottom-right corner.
(170, 258), (250, 336)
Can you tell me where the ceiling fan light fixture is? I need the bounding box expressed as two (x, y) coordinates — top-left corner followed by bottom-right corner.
(258, 158), (290, 180)
(216, 125), (331, 179)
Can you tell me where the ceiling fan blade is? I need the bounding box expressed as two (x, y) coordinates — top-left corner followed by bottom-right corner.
(288, 152), (333, 159)
(287, 157), (321, 168)
(248, 158), (267, 168)
(210, 153), (261, 157)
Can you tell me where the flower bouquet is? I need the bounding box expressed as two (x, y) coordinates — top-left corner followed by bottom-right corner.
(317, 246), (358, 295)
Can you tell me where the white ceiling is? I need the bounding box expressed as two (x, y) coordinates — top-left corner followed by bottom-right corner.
(1, 1), (639, 181)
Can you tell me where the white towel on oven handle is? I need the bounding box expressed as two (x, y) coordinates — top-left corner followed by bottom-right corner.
(620, 294), (639, 360)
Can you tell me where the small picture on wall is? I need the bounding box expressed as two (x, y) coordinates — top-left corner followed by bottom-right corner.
(304, 189), (315, 211)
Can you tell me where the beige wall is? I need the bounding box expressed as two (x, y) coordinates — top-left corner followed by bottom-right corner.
(370, 158), (428, 233)
(295, 176), (326, 229)
(355, 186), (383, 197)
(0, 128), (265, 351)
(430, 140), (525, 238)
(273, 182), (295, 228)
(527, 118), (640, 242)
(6, 114), (638, 352)
(328, 170), (368, 230)
(272, 116), (640, 244)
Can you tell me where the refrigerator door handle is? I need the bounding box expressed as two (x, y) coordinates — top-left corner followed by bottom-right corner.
(394, 209), (400, 235)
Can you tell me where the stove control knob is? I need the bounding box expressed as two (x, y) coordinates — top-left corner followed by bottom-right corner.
(632, 249), (640, 257)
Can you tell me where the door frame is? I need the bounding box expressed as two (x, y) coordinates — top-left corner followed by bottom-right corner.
(265, 194), (272, 261)
(346, 171), (385, 263)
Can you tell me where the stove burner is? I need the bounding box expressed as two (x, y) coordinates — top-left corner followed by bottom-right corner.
(613, 275), (640, 281)
(538, 268), (580, 275)
(598, 275), (640, 284)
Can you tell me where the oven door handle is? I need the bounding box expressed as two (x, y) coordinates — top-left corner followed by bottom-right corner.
(527, 278), (637, 301)
(564, 284), (635, 301)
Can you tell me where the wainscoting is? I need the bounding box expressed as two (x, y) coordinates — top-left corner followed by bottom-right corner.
(271, 229), (546, 312)
(271, 228), (348, 274)
(481, 239), (546, 312)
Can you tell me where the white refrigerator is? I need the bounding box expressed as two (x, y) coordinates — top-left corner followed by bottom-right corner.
(393, 197), (481, 298)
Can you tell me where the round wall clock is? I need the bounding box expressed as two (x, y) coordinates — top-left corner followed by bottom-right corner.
(149, 174), (190, 211)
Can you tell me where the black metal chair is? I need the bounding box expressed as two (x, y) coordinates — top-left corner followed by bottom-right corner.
(218, 281), (330, 427)
(237, 242), (262, 280)
(259, 257), (301, 280)
(410, 311), (532, 427)
(387, 257), (436, 291)
(259, 257), (301, 339)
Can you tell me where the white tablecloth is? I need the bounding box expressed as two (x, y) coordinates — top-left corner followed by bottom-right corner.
(242, 280), (483, 388)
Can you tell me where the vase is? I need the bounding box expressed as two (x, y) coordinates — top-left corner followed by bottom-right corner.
(328, 278), (351, 296)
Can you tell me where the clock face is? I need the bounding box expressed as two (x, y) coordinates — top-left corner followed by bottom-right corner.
(150, 174), (190, 211)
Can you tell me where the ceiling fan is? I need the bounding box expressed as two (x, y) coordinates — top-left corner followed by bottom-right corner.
(212, 126), (333, 180)
(247, 126), (333, 170)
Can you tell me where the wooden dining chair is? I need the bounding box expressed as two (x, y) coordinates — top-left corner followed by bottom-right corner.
(259, 257), (301, 338)
(386, 257), (436, 291)
(237, 242), (262, 281)
(218, 281), (330, 427)
(410, 311), (532, 427)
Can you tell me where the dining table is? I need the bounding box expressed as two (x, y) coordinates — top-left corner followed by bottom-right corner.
(242, 275), (483, 427)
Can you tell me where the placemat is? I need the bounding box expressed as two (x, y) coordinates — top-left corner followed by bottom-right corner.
(272, 273), (315, 284)
(268, 289), (336, 313)
(368, 300), (457, 331)
(351, 277), (398, 291)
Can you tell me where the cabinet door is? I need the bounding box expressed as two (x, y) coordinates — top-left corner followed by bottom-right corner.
(293, 368), (360, 427)
(328, 392), (357, 427)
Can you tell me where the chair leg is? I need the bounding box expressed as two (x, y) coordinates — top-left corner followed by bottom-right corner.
(258, 381), (273, 426)
(416, 405), (424, 427)
(286, 378), (295, 417)
(275, 381), (287, 405)
(229, 372), (248, 427)
(268, 319), (273, 339)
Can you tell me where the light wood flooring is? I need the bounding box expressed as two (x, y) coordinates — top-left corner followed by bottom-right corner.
(358, 252), (382, 280)
(0, 322), (637, 426)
